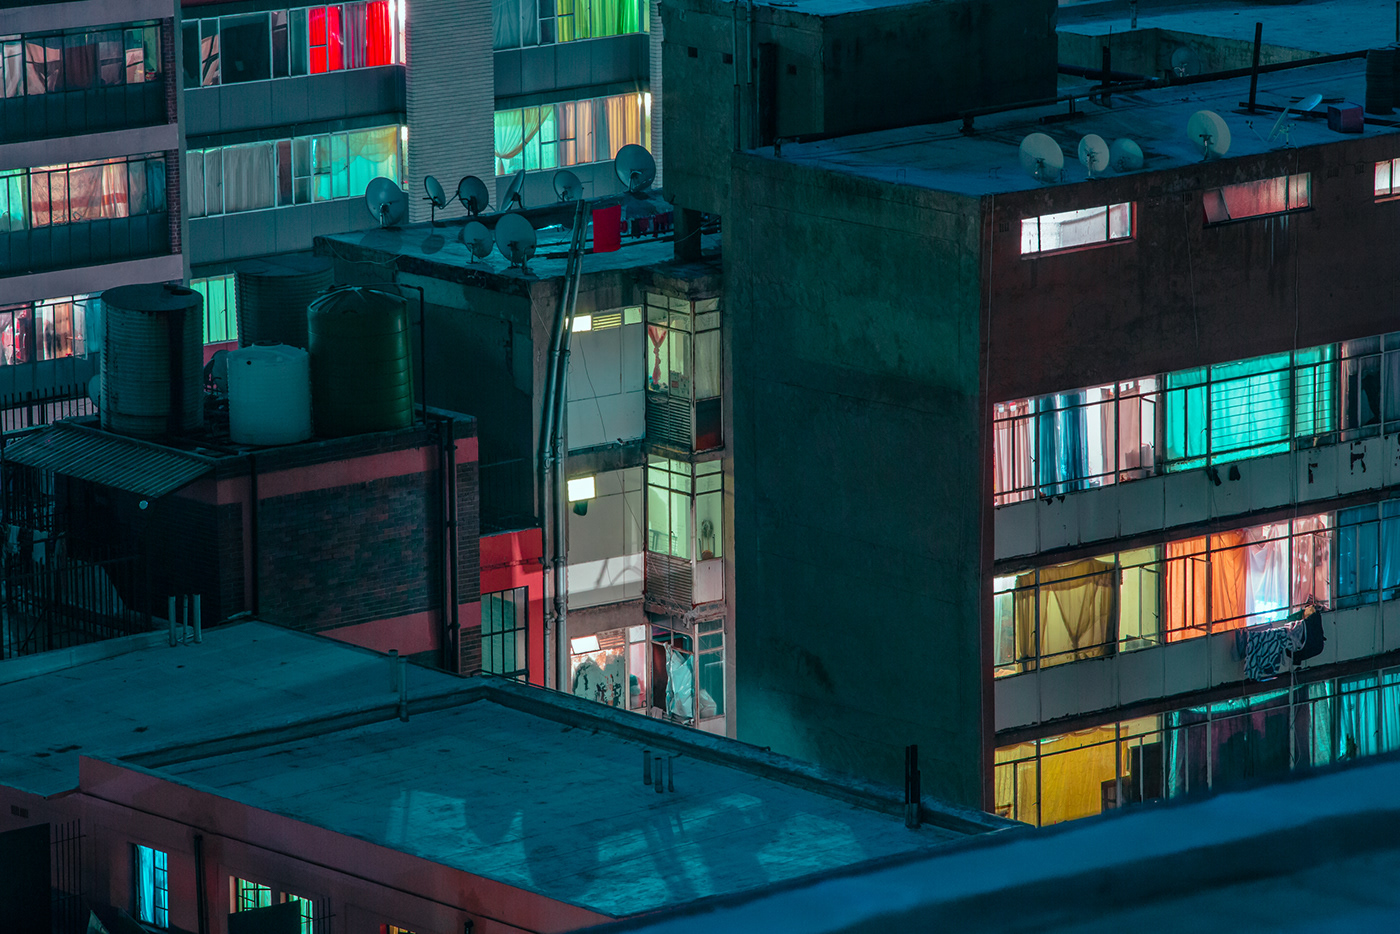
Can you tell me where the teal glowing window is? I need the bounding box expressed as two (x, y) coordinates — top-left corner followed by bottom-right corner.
(191, 274), (237, 345)
(493, 0), (649, 49)
(494, 92), (649, 176)
(132, 845), (168, 928)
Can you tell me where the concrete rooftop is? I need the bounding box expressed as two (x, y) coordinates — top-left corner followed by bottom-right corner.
(767, 58), (1394, 196)
(0, 622), (466, 797)
(1060, 0), (1392, 56)
(585, 752), (1400, 933)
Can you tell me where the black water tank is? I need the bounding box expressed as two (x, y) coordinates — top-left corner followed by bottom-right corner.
(234, 254), (333, 349)
(100, 283), (204, 438)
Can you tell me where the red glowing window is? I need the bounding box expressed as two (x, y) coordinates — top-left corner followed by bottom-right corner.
(1202, 173), (1310, 224)
(308, 6), (344, 73)
(366, 1), (393, 66)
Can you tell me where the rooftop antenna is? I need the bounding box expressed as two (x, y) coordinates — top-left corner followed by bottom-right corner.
(364, 177), (408, 228)
(1109, 137), (1145, 172)
(461, 220), (494, 263)
(1171, 45), (1202, 78)
(1018, 133), (1065, 184)
(502, 169), (527, 211)
(1077, 134), (1110, 178)
(457, 175), (490, 217)
(614, 144), (656, 193)
(1187, 110), (1232, 160)
(423, 175), (452, 226)
(554, 169), (584, 201)
(1268, 92), (1324, 146)
(495, 212), (538, 273)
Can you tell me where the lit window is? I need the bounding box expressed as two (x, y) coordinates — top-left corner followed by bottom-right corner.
(182, 3), (398, 86)
(567, 476), (596, 501)
(570, 313), (593, 332)
(1202, 173), (1309, 224)
(646, 458), (722, 561)
(482, 586), (528, 680)
(493, 0), (649, 50)
(284, 893), (314, 934)
(494, 92), (650, 176)
(0, 294), (97, 365)
(1376, 158), (1400, 197)
(191, 274), (238, 345)
(1020, 203), (1132, 255)
(231, 877), (272, 912)
(133, 845), (169, 928)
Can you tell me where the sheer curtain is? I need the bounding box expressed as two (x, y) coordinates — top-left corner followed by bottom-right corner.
(1165, 537), (1207, 640)
(1038, 558), (1116, 665)
(604, 93), (642, 157)
(1210, 353), (1291, 459)
(494, 109), (524, 175)
(992, 399), (1034, 504)
(221, 142), (275, 213)
(1291, 514), (1332, 607)
(1244, 524), (1289, 624)
(1209, 530), (1249, 631)
(347, 126), (398, 196)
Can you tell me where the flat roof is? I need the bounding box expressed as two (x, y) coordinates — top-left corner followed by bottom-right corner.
(1060, 0), (1388, 56)
(585, 751), (1400, 933)
(766, 59), (1394, 196)
(148, 692), (993, 918)
(0, 622), (467, 797)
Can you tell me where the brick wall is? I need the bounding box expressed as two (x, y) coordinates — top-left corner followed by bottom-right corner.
(162, 18), (181, 257)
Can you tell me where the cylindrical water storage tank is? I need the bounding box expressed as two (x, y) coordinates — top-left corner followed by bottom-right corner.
(234, 254), (334, 349)
(228, 343), (313, 445)
(100, 283), (204, 438)
(307, 286), (413, 437)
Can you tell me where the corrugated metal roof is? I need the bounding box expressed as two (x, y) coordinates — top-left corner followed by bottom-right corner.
(3, 423), (212, 498)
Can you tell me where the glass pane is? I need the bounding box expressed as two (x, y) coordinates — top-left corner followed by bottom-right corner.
(694, 329), (720, 399)
(696, 489), (721, 559)
(272, 11), (289, 78)
(1377, 160), (1392, 197)
(1108, 202), (1131, 239)
(220, 14), (272, 83)
(290, 9), (309, 75)
(699, 647), (723, 717)
(669, 487), (690, 559)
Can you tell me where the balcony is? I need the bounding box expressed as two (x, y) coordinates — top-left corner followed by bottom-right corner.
(0, 83), (167, 144)
(0, 214), (170, 278)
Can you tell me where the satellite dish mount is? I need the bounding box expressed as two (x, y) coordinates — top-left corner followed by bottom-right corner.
(423, 175), (455, 226)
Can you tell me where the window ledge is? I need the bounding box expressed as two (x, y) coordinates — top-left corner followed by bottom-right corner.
(1020, 237), (1134, 259)
(1203, 205), (1313, 228)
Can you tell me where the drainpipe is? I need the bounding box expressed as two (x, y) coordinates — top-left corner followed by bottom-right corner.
(553, 205), (587, 690)
(248, 454), (259, 616)
(747, 0), (756, 147)
(434, 414), (461, 672)
(732, 0), (741, 149)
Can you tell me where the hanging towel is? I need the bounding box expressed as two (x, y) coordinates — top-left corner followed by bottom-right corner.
(1245, 627), (1292, 681)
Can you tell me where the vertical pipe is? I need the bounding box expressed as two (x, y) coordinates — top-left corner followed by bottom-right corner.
(193, 594), (202, 642)
(249, 454), (260, 616)
(168, 596), (176, 646)
(397, 656), (409, 721)
(1101, 45), (1112, 106)
(1248, 22), (1263, 113)
(653, 757), (664, 793)
(732, 0), (741, 150)
(667, 755), (675, 792)
(552, 200), (588, 691)
(747, 0), (756, 147)
(193, 833), (209, 934)
(389, 649), (400, 691)
(643, 748), (653, 784)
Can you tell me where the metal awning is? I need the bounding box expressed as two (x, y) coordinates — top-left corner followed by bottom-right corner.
(3, 423), (213, 499)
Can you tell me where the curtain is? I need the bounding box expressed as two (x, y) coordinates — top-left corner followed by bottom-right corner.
(1336, 506), (1379, 606)
(1117, 379), (1156, 477)
(1341, 338), (1382, 433)
(221, 143), (275, 213)
(1164, 369), (1207, 467)
(96, 30), (124, 86)
(494, 109), (524, 175)
(185, 151), (205, 217)
(347, 126), (398, 197)
(1040, 558), (1116, 664)
(1381, 671), (1400, 753)
(1208, 529), (1249, 631)
(694, 329), (721, 399)
(493, 0), (522, 48)
(1244, 524), (1289, 624)
(345, 3), (368, 69)
(366, 0), (393, 65)
(1038, 395), (1085, 495)
(135, 846), (155, 923)
(1210, 353), (1291, 460)
(1165, 537), (1207, 640)
(26, 38), (61, 94)
(0, 170), (27, 232)
(1338, 677), (1380, 759)
(992, 400), (1035, 504)
(1291, 514), (1332, 607)
(1383, 501), (1400, 599)
(1294, 345), (1336, 437)
(1038, 729), (1118, 825)
(604, 93), (642, 158)
(2, 40), (21, 98)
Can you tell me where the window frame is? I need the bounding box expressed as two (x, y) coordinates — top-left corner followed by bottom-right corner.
(132, 843), (169, 928)
(1019, 202), (1133, 257)
(481, 585), (529, 680)
(1202, 172), (1311, 226)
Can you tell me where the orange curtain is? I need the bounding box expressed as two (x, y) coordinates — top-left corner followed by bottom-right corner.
(1165, 537), (1206, 640)
(1210, 530), (1249, 631)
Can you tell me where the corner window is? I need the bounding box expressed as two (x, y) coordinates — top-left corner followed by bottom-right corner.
(1020, 203), (1131, 255)
(1203, 173), (1309, 224)
(133, 844), (169, 928)
(646, 458), (722, 561)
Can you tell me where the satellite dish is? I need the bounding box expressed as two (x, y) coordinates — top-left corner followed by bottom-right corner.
(554, 169), (583, 201)
(458, 176), (490, 216)
(614, 144), (656, 192)
(495, 213), (538, 272)
(1109, 138), (1144, 172)
(423, 175), (451, 225)
(365, 177), (408, 227)
(1077, 134), (1110, 178)
(1018, 133), (1064, 184)
(1170, 45), (1202, 78)
(502, 169), (527, 210)
(461, 221), (493, 262)
(1187, 110), (1231, 160)
(1268, 92), (1325, 144)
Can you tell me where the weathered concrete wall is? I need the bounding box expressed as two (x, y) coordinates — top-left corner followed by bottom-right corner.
(1059, 28), (1319, 79)
(663, 0), (1056, 218)
(728, 150), (986, 805)
(986, 135), (1400, 402)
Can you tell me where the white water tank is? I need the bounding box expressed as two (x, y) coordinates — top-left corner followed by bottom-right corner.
(227, 343), (312, 445)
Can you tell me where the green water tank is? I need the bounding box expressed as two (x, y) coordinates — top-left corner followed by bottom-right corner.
(307, 286), (413, 437)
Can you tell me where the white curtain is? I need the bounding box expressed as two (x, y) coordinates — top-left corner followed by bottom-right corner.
(221, 142), (275, 213)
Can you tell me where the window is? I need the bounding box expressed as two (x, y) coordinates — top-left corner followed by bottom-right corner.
(1339, 333), (1400, 439)
(1020, 202), (1131, 255)
(187, 124), (401, 218)
(644, 292), (722, 451)
(482, 586), (528, 680)
(232, 878), (272, 912)
(1, 154), (165, 231)
(494, 92), (649, 175)
(1203, 173), (1310, 224)
(0, 294), (96, 365)
(182, 3), (398, 87)
(493, 0), (648, 50)
(1, 22), (160, 98)
(647, 459), (722, 561)
(192, 275), (238, 344)
(285, 893), (314, 934)
(132, 845), (168, 928)
(696, 618), (724, 718)
(1376, 158), (1400, 197)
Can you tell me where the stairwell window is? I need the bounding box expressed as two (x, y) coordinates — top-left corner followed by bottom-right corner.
(1203, 173), (1310, 224)
(1020, 203), (1131, 255)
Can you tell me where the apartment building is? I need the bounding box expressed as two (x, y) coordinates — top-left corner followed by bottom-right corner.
(0, 621), (1004, 934)
(316, 207), (734, 733)
(725, 55), (1400, 813)
(184, 0), (654, 347)
(0, 0), (184, 406)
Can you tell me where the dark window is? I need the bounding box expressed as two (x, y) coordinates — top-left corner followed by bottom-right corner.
(220, 14), (272, 83)
(482, 587), (528, 680)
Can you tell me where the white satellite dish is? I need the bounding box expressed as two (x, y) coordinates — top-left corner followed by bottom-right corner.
(495, 213), (538, 272)
(457, 176), (490, 216)
(1187, 110), (1231, 160)
(554, 169), (583, 201)
(1109, 138), (1145, 172)
(502, 169), (527, 210)
(1077, 134), (1110, 178)
(1018, 133), (1064, 184)
(1268, 92), (1325, 144)
(365, 177), (408, 227)
(614, 144), (656, 193)
(1170, 45), (1202, 78)
(462, 221), (493, 262)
